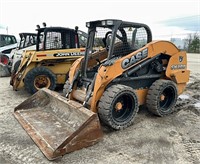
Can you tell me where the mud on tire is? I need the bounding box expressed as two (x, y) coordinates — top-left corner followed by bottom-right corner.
(98, 84), (139, 130)
(146, 79), (178, 116)
(24, 67), (56, 94)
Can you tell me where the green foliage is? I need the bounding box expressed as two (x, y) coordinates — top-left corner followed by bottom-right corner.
(184, 32), (200, 53)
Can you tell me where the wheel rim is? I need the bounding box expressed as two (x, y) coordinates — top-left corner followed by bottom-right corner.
(112, 93), (134, 123)
(0, 56), (9, 65)
(34, 75), (51, 90)
(159, 86), (175, 110)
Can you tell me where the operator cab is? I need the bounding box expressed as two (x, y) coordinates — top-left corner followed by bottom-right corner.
(36, 27), (80, 51)
(82, 19), (152, 79)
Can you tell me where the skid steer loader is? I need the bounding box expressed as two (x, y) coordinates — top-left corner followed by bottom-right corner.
(14, 19), (190, 160)
(10, 32), (37, 74)
(10, 25), (87, 94)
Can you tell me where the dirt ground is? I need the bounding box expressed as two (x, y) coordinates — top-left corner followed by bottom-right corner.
(0, 53), (199, 164)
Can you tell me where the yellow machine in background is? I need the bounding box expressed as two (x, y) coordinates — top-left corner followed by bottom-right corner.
(14, 19), (190, 160)
(10, 25), (87, 94)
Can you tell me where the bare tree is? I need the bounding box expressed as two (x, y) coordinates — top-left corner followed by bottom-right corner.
(184, 32), (200, 53)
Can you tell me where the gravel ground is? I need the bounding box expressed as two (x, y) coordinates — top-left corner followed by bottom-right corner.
(0, 53), (200, 164)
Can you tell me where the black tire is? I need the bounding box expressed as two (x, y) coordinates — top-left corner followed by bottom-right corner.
(146, 79), (178, 116)
(10, 60), (21, 86)
(12, 60), (21, 74)
(24, 67), (56, 94)
(62, 80), (70, 97)
(98, 84), (139, 130)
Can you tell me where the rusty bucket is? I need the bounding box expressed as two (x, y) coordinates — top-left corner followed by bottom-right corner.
(14, 88), (103, 160)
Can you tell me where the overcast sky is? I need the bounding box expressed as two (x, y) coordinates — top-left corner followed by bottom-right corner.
(0, 0), (199, 40)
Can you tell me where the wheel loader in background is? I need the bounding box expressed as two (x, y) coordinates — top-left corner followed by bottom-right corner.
(14, 19), (190, 160)
(10, 25), (88, 94)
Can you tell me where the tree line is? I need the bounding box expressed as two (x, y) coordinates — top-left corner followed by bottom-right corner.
(184, 32), (200, 53)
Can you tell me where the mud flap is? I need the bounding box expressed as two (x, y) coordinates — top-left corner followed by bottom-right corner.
(14, 88), (103, 160)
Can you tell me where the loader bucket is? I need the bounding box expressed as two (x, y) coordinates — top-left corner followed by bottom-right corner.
(14, 88), (103, 160)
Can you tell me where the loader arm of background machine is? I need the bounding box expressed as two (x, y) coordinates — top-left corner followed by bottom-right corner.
(11, 50), (35, 90)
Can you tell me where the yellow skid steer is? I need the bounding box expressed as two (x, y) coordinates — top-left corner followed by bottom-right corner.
(14, 19), (190, 160)
(10, 25), (88, 94)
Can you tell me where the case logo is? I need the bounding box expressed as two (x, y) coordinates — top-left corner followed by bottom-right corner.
(121, 48), (148, 69)
(179, 56), (183, 62)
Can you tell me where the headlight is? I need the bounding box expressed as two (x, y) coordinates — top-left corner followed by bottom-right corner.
(101, 20), (114, 26)
(106, 20), (114, 25)
(101, 21), (106, 26)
